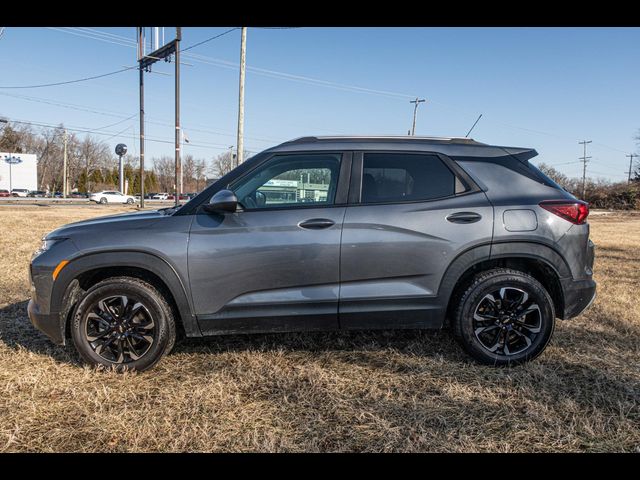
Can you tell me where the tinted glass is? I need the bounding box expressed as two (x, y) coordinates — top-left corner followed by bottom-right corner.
(232, 153), (341, 209)
(362, 153), (456, 203)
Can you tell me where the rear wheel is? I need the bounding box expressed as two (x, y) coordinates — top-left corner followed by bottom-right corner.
(71, 277), (176, 372)
(452, 268), (555, 366)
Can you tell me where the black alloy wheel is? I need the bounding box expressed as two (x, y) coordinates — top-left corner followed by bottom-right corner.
(84, 295), (156, 363)
(472, 287), (542, 356)
(71, 277), (176, 371)
(452, 268), (555, 366)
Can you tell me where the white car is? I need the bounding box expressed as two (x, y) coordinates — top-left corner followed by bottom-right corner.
(90, 191), (137, 205)
(11, 188), (29, 197)
(152, 193), (169, 200)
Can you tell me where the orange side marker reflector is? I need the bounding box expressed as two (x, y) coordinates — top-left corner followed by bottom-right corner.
(52, 260), (69, 280)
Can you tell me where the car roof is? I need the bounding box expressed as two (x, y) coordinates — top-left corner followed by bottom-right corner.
(265, 135), (537, 161)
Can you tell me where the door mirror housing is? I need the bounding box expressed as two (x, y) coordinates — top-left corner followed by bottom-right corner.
(203, 189), (238, 214)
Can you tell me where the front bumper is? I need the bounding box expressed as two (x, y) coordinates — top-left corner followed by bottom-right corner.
(27, 299), (65, 345)
(560, 277), (597, 319)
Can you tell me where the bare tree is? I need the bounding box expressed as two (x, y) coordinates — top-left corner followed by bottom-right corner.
(537, 162), (571, 189)
(152, 156), (176, 192)
(211, 151), (235, 178)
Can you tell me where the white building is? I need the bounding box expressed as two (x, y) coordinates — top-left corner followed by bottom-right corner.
(0, 152), (38, 192)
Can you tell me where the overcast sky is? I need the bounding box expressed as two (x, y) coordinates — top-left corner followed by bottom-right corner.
(1, 27), (638, 181)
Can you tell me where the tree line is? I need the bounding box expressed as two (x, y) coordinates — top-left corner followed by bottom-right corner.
(537, 161), (640, 210)
(0, 122), (245, 194)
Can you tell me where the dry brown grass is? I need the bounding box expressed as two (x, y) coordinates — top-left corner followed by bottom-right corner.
(0, 206), (638, 452)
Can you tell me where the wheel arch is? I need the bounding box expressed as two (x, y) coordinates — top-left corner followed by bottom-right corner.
(53, 251), (200, 341)
(439, 243), (569, 322)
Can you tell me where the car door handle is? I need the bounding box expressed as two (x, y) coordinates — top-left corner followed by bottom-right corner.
(446, 212), (482, 224)
(298, 218), (335, 230)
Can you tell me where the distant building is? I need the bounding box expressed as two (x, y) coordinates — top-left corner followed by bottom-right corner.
(0, 152), (38, 192)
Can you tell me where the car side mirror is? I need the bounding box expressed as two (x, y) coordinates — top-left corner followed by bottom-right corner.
(203, 189), (238, 214)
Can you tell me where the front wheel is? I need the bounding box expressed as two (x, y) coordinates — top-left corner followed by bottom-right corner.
(126, 198), (134, 204)
(99, 197), (107, 204)
(71, 277), (176, 372)
(452, 268), (555, 366)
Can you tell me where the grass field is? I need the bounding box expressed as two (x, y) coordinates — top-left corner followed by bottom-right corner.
(0, 205), (638, 452)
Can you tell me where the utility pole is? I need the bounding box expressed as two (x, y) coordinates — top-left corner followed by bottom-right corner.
(626, 153), (638, 183)
(579, 140), (592, 200)
(63, 129), (68, 198)
(409, 98), (426, 136)
(174, 27), (182, 207)
(137, 26), (181, 207)
(139, 27), (145, 208)
(236, 27), (247, 166)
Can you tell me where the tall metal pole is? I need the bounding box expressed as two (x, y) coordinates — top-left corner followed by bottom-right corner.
(174, 27), (182, 207)
(236, 27), (247, 166)
(139, 28), (145, 208)
(119, 154), (124, 193)
(579, 140), (592, 200)
(626, 153), (638, 183)
(63, 129), (68, 198)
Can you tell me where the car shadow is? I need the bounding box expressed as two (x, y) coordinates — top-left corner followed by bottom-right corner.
(0, 300), (82, 365)
(0, 299), (463, 367)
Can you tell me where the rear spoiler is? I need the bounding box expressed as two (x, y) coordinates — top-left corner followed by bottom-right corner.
(500, 147), (538, 163)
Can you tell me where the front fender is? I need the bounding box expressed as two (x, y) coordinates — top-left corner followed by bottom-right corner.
(51, 250), (200, 338)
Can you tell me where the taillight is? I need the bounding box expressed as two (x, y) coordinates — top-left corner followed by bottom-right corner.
(540, 200), (589, 225)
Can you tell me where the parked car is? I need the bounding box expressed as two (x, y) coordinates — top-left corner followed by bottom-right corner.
(165, 194), (190, 201)
(0, 189), (10, 197)
(144, 192), (158, 200)
(51, 191), (63, 198)
(11, 188), (29, 197)
(89, 190), (137, 205)
(152, 193), (169, 200)
(28, 136), (596, 371)
(28, 190), (48, 198)
(70, 192), (89, 199)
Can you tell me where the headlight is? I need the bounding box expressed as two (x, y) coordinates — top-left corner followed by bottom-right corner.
(33, 238), (65, 258)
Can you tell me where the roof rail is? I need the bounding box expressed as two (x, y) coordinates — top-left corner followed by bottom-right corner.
(281, 135), (487, 146)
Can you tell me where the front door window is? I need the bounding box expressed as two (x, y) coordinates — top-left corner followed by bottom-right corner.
(231, 153), (341, 210)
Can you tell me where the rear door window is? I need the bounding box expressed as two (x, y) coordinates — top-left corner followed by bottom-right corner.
(361, 153), (457, 203)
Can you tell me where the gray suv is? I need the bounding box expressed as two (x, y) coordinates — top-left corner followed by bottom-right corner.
(28, 136), (596, 371)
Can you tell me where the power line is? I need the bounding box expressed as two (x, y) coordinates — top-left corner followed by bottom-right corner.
(4, 117), (238, 152)
(93, 113), (138, 131)
(0, 66), (137, 89)
(48, 26), (416, 100)
(182, 27), (240, 52)
(0, 91), (282, 144)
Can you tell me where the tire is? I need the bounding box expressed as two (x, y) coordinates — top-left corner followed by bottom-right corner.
(71, 277), (176, 372)
(99, 197), (107, 204)
(452, 268), (555, 366)
(126, 198), (134, 204)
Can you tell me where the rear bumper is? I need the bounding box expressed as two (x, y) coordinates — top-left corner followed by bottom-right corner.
(28, 299), (65, 345)
(560, 278), (596, 319)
